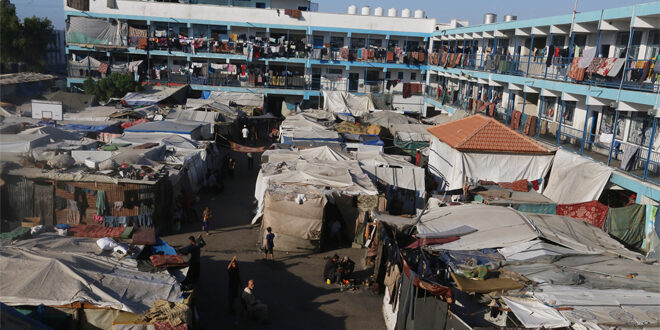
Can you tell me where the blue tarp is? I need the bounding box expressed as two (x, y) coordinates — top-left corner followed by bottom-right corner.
(201, 90), (211, 99)
(40, 121), (121, 133)
(151, 237), (177, 255)
(360, 135), (384, 146)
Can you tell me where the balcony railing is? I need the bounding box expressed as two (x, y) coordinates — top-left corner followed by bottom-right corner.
(430, 52), (660, 93)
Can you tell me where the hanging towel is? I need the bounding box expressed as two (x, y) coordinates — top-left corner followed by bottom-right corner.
(96, 190), (108, 216)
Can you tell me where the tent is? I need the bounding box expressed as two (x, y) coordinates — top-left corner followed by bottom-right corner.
(389, 124), (432, 157)
(0, 134), (50, 153)
(261, 146), (349, 163)
(124, 121), (203, 140)
(0, 233), (182, 314)
(18, 126), (83, 142)
(122, 86), (188, 106)
(363, 111), (419, 126)
(279, 113), (339, 143)
(334, 121), (381, 135)
(543, 149), (613, 203)
(322, 91), (374, 117)
(44, 91), (97, 112)
(427, 114), (554, 191)
(422, 109), (469, 125)
(206, 91), (264, 108)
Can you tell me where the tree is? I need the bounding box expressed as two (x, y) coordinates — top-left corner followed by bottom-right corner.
(0, 0), (53, 72)
(83, 73), (143, 102)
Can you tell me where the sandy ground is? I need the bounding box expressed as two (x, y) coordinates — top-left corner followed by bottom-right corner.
(162, 150), (386, 330)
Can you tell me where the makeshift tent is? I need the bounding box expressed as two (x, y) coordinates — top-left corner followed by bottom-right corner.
(165, 109), (220, 139)
(0, 233), (182, 314)
(0, 134), (50, 153)
(322, 91), (374, 116)
(279, 114), (339, 143)
(44, 91), (97, 112)
(18, 126), (83, 141)
(111, 133), (199, 152)
(261, 146), (349, 163)
(502, 296), (571, 328)
(63, 106), (126, 121)
(543, 149), (613, 204)
(390, 124), (432, 156)
(121, 86), (188, 106)
(363, 111), (419, 126)
(423, 109), (468, 125)
(334, 121), (381, 135)
(427, 114), (553, 191)
(607, 204), (646, 249)
(206, 91), (264, 108)
(355, 151), (412, 168)
(124, 121), (203, 140)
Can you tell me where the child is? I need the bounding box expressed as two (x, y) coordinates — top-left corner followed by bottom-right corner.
(263, 227), (275, 261)
(202, 207), (212, 235)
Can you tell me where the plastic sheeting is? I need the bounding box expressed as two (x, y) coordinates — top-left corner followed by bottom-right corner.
(322, 91), (374, 116)
(428, 137), (554, 191)
(18, 126), (83, 141)
(207, 91), (264, 107)
(356, 151), (412, 168)
(361, 165), (425, 192)
(0, 234), (182, 313)
(261, 146), (349, 163)
(67, 16), (126, 46)
(363, 111), (419, 126)
(262, 189), (326, 241)
(502, 296), (570, 328)
(124, 121), (202, 140)
(498, 239), (578, 261)
(0, 134), (50, 153)
(543, 149), (613, 203)
(122, 86), (187, 106)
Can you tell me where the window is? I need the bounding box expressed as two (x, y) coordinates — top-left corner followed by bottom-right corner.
(397, 72), (403, 80)
(615, 31), (642, 59)
(541, 97), (557, 120)
(410, 72), (417, 80)
(330, 36), (344, 49)
(388, 40), (398, 49)
(327, 68), (342, 75)
(599, 106), (624, 139)
(550, 35), (566, 47)
(369, 39), (382, 48)
(646, 30), (660, 59)
(255, 2), (266, 8)
(572, 34), (587, 49)
(313, 36), (324, 49)
(628, 112), (653, 145)
(298, 6), (307, 11)
(385, 72), (391, 79)
(406, 41), (419, 52)
(350, 38), (365, 48)
(366, 70), (380, 84)
(561, 101), (576, 126)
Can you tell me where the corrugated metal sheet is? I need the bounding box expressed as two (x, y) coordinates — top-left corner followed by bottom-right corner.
(1, 176), (35, 223)
(33, 182), (54, 226)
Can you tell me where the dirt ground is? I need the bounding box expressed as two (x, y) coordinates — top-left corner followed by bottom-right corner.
(162, 150), (386, 330)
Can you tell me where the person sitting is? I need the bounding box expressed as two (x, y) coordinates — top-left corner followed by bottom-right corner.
(338, 256), (355, 279)
(323, 254), (340, 283)
(241, 279), (269, 323)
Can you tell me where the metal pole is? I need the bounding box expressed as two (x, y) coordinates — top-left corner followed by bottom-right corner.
(608, 110), (620, 166)
(513, 34), (518, 73)
(644, 117), (657, 179)
(580, 104), (590, 153)
(520, 90), (527, 131)
(556, 98), (565, 145)
(537, 95), (544, 138)
(526, 32), (535, 76)
(544, 33), (552, 78)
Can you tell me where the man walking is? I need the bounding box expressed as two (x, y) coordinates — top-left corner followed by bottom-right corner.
(202, 207), (212, 235)
(241, 125), (249, 145)
(178, 235), (206, 285)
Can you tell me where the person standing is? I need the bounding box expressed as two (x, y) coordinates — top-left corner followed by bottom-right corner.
(263, 227), (275, 261)
(227, 256), (242, 315)
(178, 235), (206, 285)
(227, 155), (236, 178)
(241, 125), (249, 145)
(202, 207), (212, 235)
(247, 152), (254, 170)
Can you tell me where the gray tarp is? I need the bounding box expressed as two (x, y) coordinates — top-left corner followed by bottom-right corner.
(363, 111), (419, 126)
(322, 91), (374, 116)
(0, 234), (182, 313)
(122, 86), (188, 106)
(543, 149), (613, 203)
(67, 16), (126, 46)
(207, 91), (264, 108)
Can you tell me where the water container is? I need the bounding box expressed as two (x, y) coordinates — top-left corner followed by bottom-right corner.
(374, 7), (384, 16)
(387, 8), (397, 17)
(483, 13), (497, 24)
(361, 6), (371, 15)
(504, 15), (517, 22)
(401, 8), (411, 18)
(348, 5), (357, 15)
(414, 9), (424, 19)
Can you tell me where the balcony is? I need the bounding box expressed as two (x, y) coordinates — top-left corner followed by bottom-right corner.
(429, 52), (660, 93)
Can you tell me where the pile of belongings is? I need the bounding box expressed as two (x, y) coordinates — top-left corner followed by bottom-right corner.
(138, 300), (191, 328)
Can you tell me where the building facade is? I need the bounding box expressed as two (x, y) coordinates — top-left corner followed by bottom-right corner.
(62, 0), (660, 200)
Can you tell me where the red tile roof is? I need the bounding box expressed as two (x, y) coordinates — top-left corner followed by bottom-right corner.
(426, 114), (550, 154)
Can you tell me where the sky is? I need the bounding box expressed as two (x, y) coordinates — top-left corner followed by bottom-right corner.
(13, 0), (656, 31)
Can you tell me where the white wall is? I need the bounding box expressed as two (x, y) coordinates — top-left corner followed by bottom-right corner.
(66, 0), (435, 34)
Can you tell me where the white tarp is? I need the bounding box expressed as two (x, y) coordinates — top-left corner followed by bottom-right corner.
(418, 204), (538, 250)
(0, 234), (182, 313)
(502, 296), (570, 328)
(498, 239), (578, 261)
(392, 95), (424, 113)
(322, 91), (374, 116)
(543, 149), (613, 203)
(18, 126), (83, 141)
(361, 165), (425, 192)
(423, 109), (469, 125)
(165, 109), (220, 123)
(363, 111), (419, 126)
(428, 137), (554, 191)
(124, 121), (202, 140)
(111, 133), (199, 151)
(207, 91), (264, 107)
(0, 134), (50, 153)
(389, 124), (432, 142)
(355, 151), (412, 168)
(63, 106), (119, 122)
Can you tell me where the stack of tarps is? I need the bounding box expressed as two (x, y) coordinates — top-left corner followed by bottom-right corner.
(390, 124), (432, 156)
(279, 113), (339, 143)
(253, 155), (377, 251)
(322, 91), (375, 117)
(122, 86), (188, 107)
(0, 233), (182, 316)
(374, 203), (657, 330)
(66, 16), (127, 46)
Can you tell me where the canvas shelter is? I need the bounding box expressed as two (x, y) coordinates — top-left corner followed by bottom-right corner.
(427, 114), (554, 191)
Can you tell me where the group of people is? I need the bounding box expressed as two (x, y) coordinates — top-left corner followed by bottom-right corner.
(323, 254), (356, 284)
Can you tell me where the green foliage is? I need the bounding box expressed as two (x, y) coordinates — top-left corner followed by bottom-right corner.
(0, 0), (53, 72)
(83, 73), (143, 101)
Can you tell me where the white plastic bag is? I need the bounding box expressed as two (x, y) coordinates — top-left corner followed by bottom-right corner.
(96, 237), (118, 251)
(113, 243), (129, 255)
